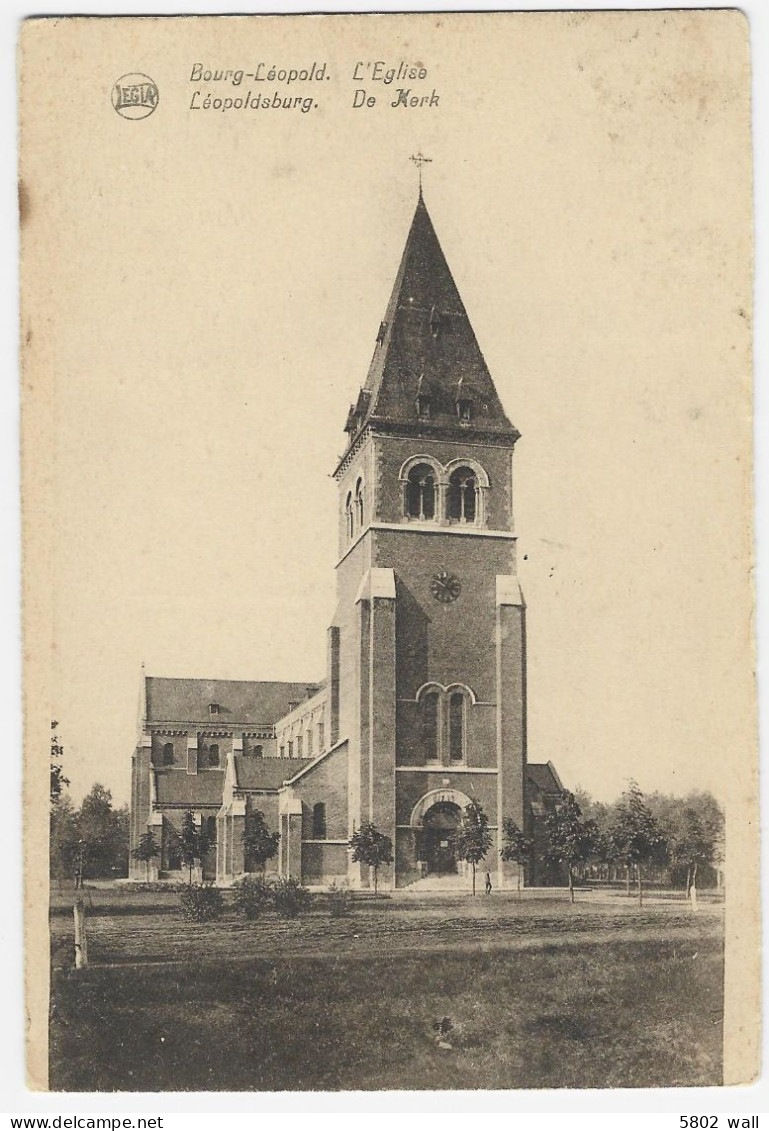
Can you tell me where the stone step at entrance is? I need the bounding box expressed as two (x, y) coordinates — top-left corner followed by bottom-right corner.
(400, 872), (471, 893)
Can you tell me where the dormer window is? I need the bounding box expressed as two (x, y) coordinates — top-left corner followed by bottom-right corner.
(376, 321), (387, 345)
(428, 306), (442, 338)
(208, 703), (220, 716)
(457, 399), (473, 423)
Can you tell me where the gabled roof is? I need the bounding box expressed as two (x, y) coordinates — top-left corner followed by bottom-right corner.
(144, 677), (321, 726)
(341, 193), (518, 454)
(526, 762), (564, 796)
(234, 756), (314, 792)
(155, 770), (225, 807)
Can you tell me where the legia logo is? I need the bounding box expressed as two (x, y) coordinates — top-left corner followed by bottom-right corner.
(112, 73), (159, 120)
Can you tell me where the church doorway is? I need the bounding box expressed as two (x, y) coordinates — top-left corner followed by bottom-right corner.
(421, 801), (462, 875)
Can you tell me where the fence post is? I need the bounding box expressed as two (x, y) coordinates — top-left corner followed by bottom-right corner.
(74, 898), (88, 969)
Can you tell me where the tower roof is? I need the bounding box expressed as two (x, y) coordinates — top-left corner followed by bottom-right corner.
(341, 194), (519, 457)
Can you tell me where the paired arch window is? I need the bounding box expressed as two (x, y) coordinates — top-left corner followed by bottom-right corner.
(406, 463), (436, 520)
(448, 693), (466, 763)
(447, 467), (477, 523)
(344, 478), (366, 542)
(401, 457), (487, 525)
(312, 802), (327, 839)
(422, 690), (440, 761)
(417, 685), (471, 764)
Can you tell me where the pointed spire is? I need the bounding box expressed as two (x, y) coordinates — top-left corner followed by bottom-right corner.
(341, 193), (518, 449)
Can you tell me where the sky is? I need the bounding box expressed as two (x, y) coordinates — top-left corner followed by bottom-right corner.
(21, 11), (754, 810)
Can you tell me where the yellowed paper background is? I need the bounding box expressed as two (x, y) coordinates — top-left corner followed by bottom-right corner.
(20, 11), (757, 1090)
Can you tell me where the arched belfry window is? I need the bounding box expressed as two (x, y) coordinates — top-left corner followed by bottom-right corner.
(345, 491), (354, 540)
(208, 743), (220, 767)
(448, 466), (478, 523)
(355, 478), (364, 528)
(162, 742), (174, 766)
(406, 463), (436, 520)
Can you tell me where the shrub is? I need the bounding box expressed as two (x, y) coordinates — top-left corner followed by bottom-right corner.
(232, 875), (273, 919)
(326, 881), (352, 917)
(127, 881), (187, 893)
(272, 876), (312, 918)
(179, 883), (224, 922)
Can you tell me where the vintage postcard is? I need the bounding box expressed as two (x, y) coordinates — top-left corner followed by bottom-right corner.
(20, 11), (758, 1094)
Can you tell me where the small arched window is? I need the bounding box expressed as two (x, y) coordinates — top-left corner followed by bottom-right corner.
(406, 463), (436, 520)
(448, 467), (477, 523)
(208, 743), (220, 767)
(345, 492), (354, 540)
(162, 742), (174, 766)
(355, 478), (364, 528)
(422, 691), (440, 762)
(448, 693), (466, 762)
(253, 743), (263, 758)
(166, 834), (181, 871)
(312, 802), (327, 839)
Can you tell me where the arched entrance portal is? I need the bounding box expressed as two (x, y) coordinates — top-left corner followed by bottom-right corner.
(421, 801), (461, 875)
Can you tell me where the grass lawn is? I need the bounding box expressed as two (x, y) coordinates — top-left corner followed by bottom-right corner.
(49, 889), (723, 1091)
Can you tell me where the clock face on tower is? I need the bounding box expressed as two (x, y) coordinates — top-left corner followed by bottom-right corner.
(430, 570), (462, 603)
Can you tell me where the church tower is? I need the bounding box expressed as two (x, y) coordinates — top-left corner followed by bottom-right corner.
(331, 189), (527, 889)
(128, 186), (550, 891)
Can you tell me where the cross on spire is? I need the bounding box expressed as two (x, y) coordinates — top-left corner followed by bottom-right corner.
(410, 151), (432, 193)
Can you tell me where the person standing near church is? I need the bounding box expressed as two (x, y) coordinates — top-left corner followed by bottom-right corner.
(485, 871), (492, 895)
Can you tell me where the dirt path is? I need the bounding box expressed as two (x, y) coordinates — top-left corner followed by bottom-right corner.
(75, 916), (721, 971)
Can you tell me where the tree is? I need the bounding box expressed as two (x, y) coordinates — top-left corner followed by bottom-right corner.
(500, 817), (533, 895)
(50, 720), (69, 807)
(49, 793), (81, 880)
(544, 791), (596, 902)
(660, 793), (724, 896)
(610, 781), (667, 906)
(348, 821), (393, 894)
(175, 810), (211, 884)
(79, 783), (128, 878)
(131, 829), (160, 880)
(454, 801), (493, 895)
(243, 809), (280, 874)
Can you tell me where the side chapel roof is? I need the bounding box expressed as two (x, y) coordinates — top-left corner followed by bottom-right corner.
(144, 677), (321, 726)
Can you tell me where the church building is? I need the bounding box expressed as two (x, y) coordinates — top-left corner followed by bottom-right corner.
(129, 188), (564, 890)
